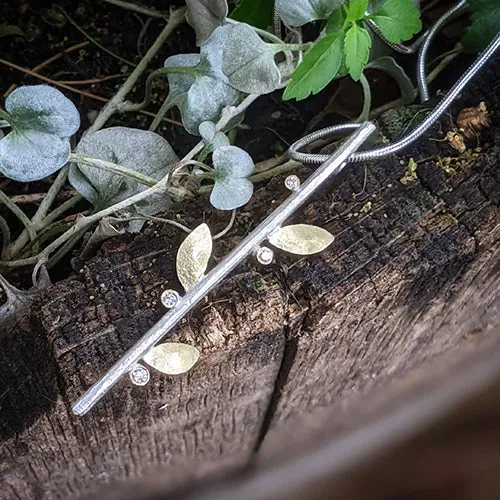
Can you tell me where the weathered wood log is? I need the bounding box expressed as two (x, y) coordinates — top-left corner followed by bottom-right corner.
(1, 57), (499, 499)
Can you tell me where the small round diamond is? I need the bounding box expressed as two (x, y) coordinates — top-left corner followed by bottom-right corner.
(129, 364), (150, 386)
(284, 175), (300, 191)
(161, 289), (180, 309)
(256, 246), (274, 265)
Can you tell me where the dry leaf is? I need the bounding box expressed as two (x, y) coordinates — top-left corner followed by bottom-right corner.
(176, 223), (212, 291)
(143, 343), (200, 375)
(269, 224), (334, 255)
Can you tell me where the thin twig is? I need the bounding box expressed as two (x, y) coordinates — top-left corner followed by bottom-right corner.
(213, 210), (236, 240)
(0, 189), (37, 246)
(0, 57), (182, 126)
(88, 6), (186, 132)
(58, 7), (137, 68)
(102, 0), (167, 18)
(3, 41), (89, 98)
(0, 215), (11, 259)
(57, 74), (129, 85)
(108, 215), (191, 233)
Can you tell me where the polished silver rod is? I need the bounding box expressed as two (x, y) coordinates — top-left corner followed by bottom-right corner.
(72, 121), (376, 416)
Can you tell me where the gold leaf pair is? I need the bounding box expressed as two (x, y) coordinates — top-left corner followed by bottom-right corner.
(269, 224), (334, 255)
(143, 343), (200, 375)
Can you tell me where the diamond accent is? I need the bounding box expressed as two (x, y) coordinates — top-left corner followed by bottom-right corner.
(284, 175), (300, 191)
(129, 364), (150, 386)
(161, 289), (181, 309)
(256, 246), (274, 265)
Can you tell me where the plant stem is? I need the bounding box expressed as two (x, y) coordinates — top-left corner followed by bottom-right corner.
(0, 189), (37, 246)
(271, 43), (312, 53)
(149, 94), (176, 131)
(0, 215), (11, 259)
(70, 154), (158, 186)
(0, 109), (10, 122)
(357, 72), (372, 123)
(88, 6), (186, 132)
(43, 195), (83, 226)
(58, 7), (137, 68)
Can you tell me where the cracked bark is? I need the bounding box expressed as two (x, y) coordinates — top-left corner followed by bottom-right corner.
(1, 58), (499, 500)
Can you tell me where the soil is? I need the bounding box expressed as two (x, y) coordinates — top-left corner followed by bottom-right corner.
(0, 0), (471, 288)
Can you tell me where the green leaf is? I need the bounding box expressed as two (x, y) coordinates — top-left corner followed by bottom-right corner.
(230, 0), (274, 29)
(211, 145), (255, 210)
(461, 0), (500, 53)
(366, 56), (416, 103)
(283, 33), (344, 101)
(344, 24), (371, 81)
(371, 0), (422, 44)
(347, 0), (368, 21)
(325, 7), (346, 34)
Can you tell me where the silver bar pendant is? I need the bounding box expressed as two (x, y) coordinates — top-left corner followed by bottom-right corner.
(72, 121), (376, 416)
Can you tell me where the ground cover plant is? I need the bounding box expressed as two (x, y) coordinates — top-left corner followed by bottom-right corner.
(0, 0), (498, 331)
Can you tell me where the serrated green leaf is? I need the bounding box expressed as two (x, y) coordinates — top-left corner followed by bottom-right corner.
(325, 7), (346, 34)
(347, 0), (368, 21)
(344, 24), (371, 81)
(371, 0), (422, 44)
(230, 0), (274, 29)
(283, 33), (344, 101)
(461, 0), (500, 53)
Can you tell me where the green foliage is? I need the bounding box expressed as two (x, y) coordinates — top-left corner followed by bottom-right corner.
(462, 0), (500, 53)
(369, 0), (422, 44)
(283, 0), (422, 100)
(344, 24), (371, 81)
(230, 0), (275, 29)
(283, 33), (344, 100)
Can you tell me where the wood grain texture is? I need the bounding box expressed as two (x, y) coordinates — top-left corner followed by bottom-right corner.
(0, 58), (499, 500)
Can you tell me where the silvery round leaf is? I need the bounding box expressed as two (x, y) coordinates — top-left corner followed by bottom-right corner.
(182, 76), (242, 135)
(210, 145), (255, 210)
(0, 129), (70, 182)
(5, 85), (80, 137)
(186, 0), (228, 46)
(199, 121), (230, 150)
(164, 53), (201, 99)
(70, 127), (178, 211)
(276, 0), (344, 27)
(217, 24), (281, 94)
(210, 176), (254, 211)
(213, 145), (255, 179)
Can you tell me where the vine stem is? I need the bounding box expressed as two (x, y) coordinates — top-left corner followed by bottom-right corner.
(356, 73), (372, 123)
(0, 215), (11, 259)
(88, 6), (186, 133)
(0, 189), (37, 248)
(69, 154), (159, 186)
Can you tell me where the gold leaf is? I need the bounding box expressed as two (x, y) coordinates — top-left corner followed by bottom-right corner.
(268, 224), (334, 255)
(176, 223), (212, 291)
(143, 343), (200, 375)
